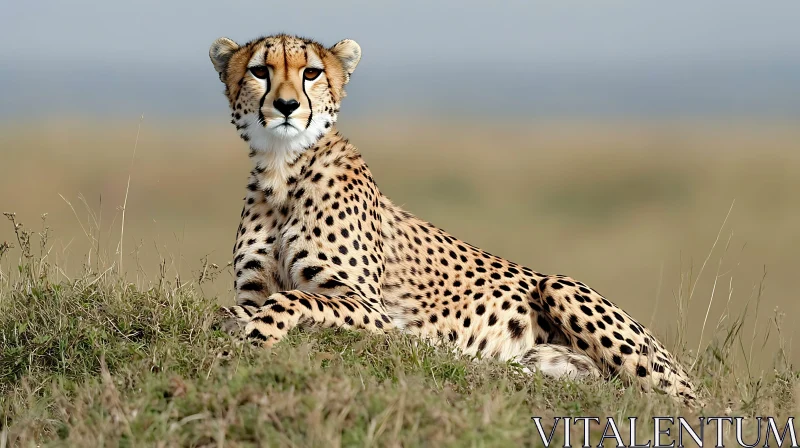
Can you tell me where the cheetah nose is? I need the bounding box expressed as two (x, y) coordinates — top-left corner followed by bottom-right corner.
(273, 98), (300, 117)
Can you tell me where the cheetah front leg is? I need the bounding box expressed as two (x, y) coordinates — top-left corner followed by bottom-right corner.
(224, 290), (395, 347)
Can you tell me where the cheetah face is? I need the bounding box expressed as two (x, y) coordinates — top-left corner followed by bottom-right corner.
(210, 34), (361, 156)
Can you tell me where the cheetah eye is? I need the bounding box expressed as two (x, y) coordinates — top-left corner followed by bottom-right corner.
(249, 66), (270, 79)
(303, 68), (322, 81)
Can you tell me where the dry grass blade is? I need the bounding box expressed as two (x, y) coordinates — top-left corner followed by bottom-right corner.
(118, 114), (144, 274)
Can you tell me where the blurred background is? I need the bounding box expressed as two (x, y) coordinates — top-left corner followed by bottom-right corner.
(1, 1), (799, 367)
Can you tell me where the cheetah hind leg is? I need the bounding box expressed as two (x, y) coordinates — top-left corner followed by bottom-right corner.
(536, 275), (700, 406)
(515, 344), (601, 380)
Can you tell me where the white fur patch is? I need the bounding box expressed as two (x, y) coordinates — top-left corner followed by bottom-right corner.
(514, 346), (601, 380)
(238, 111), (331, 158)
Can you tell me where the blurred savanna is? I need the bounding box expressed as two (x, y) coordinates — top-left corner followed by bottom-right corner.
(2, 117), (799, 367)
(2, 1), (800, 444)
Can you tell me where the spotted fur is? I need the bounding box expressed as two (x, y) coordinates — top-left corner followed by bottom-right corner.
(209, 34), (699, 406)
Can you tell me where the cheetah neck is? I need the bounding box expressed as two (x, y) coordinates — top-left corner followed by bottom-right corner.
(247, 128), (340, 205)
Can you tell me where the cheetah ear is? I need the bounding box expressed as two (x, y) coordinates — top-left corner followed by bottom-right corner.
(329, 39), (361, 77)
(209, 37), (240, 75)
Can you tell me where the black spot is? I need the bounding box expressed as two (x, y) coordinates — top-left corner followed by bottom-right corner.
(488, 313), (498, 326)
(240, 281), (263, 292)
(271, 304), (286, 313)
(600, 336), (613, 348)
(255, 314), (274, 324)
(476, 304), (486, 315)
(619, 344), (633, 355)
(636, 365), (647, 377)
(248, 329), (269, 341)
(302, 266), (324, 281)
(536, 315), (551, 333)
(320, 278), (345, 289)
(292, 250), (309, 264)
(243, 259), (263, 270)
(507, 319), (525, 339)
(576, 338), (590, 350)
(569, 315), (582, 333)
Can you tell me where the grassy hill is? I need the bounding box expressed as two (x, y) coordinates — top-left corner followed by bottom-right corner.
(1, 213), (797, 447)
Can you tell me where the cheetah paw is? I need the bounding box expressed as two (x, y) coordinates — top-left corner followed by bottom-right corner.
(215, 306), (248, 335)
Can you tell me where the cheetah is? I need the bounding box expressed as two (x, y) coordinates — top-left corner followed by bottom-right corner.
(209, 34), (699, 405)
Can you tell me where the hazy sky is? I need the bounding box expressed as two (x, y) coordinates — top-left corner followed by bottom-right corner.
(3, 0), (800, 118)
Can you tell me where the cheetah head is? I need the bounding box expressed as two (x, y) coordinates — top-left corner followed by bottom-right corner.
(209, 34), (361, 156)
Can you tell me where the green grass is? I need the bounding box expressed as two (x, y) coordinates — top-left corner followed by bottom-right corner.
(0, 215), (798, 447)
